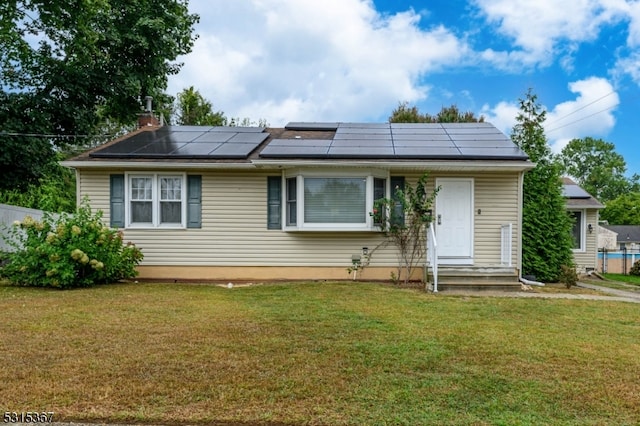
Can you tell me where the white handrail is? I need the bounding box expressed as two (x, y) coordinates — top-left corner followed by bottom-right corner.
(427, 222), (438, 292)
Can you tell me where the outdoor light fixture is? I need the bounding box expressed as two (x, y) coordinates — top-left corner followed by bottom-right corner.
(362, 247), (369, 256)
(588, 224), (593, 234)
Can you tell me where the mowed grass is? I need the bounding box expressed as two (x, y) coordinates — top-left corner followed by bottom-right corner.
(603, 273), (640, 286)
(1, 282), (639, 425)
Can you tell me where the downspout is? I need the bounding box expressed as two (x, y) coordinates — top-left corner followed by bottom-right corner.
(517, 170), (524, 280)
(74, 168), (80, 207)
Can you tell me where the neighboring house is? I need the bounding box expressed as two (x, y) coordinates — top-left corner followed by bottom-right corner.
(598, 224), (640, 274)
(597, 224), (618, 250)
(600, 225), (640, 250)
(562, 178), (604, 273)
(0, 204), (60, 252)
(62, 119), (534, 289)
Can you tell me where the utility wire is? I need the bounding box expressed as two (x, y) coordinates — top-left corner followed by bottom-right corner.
(546, 102), (620, 134)
(0, 132), (122, 139)
(544, 91), (618, 127)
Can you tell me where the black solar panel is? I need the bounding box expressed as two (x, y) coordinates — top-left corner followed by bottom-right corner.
(90, 126), (267, 159)
(563, 184), (593, 199)
(91, 122), (529, 161)
(260, 122), (528, 160)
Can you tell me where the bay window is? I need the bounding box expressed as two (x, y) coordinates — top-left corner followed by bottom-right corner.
(282, 171), (390, 231)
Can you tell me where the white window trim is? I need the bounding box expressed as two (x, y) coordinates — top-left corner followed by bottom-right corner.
(570, 209), (586, 253)
(283, 169), (389, 232)
(125, 172), (187, 229)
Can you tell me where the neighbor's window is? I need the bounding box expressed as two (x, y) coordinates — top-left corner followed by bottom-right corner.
(127, 174), (185, 228)
(569, 210), (584, 251)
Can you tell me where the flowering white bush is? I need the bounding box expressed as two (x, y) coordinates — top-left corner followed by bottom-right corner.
(1, 200), (143, 288)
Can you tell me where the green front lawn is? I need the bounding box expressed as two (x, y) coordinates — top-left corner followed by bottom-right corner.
(1, 282), (638, 425)
(603, 273), (640, 286)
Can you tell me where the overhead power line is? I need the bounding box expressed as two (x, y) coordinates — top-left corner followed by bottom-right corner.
(545, 102), (620, 134)
(545, 91), (617, 127)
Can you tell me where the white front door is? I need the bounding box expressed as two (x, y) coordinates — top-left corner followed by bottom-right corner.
(435, 178), (473, 263)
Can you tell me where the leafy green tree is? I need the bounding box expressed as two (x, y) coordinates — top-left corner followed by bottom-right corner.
(511, 90), (574, 282)
(558, 137), (635, 202)
(389, 102), (484, 123)
(0, 156), (76, 213)
(0, 0), (199, 189)
(175, 86), (226, 126)
(600, 193), (640, 225)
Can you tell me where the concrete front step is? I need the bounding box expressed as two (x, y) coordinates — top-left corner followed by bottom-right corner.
(427, 266), (520, 291)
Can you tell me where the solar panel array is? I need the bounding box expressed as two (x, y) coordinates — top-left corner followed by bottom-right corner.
(91, 126), (268, 159)
(259, 122), (528, 160)
(90, 122), (528, 161)
(563, 184), (593, 199)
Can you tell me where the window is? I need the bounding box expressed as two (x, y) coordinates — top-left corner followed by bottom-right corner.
(305, 177), (366, 223)
(160, 177), (182, 223)
(569, 210), (584, 251)
(283, 171), (390, 231)
(126, 174), (186, 228)
(286, 177), (297, 226)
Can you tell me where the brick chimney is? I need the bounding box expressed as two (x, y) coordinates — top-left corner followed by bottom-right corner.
(137, 96), (161, 128)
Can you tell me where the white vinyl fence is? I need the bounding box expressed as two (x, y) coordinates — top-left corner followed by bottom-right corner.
(0, 204), (60, 252)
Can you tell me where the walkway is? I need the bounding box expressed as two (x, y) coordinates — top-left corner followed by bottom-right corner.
(440, 281), (640, 304)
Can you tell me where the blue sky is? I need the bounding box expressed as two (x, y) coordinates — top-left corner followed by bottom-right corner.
(167, 0), (640, 176)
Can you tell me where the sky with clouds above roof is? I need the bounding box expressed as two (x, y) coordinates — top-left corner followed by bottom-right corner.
(167, 0), (640, 175)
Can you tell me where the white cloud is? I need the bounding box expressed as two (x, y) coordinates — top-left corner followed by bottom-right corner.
(474, 0), (628, 67)
(480, 101), (520, 135)
(481, 77), (619, 152)
(167, 0), (468, 126)
(545, 77), (619, 152)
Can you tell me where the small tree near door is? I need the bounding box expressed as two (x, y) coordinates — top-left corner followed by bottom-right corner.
(373, 173), (439, 285)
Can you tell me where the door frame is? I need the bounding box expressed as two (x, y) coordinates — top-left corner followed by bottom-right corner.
(435, 177), (474, 265)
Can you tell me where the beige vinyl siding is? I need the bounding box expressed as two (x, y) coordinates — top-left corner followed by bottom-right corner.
(77, 169), (521, 270)
(78, 170), (397, 267)
(413, 172), (520, 268)
(572, 208), (599, 272)
(473, 174), (520, 267)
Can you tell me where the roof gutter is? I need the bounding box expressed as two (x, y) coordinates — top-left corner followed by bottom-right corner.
(61, 159), (536, 173)
(251, 159), (536, 172)
(60, 161), (257, 170)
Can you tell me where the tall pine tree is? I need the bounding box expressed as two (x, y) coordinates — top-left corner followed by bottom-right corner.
(511, 90), (574, 282)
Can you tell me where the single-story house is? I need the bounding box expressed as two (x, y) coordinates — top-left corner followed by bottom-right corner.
(599, 225), (640, 250)
(62, 116), (535, 289)
(597, 224), (618, 251)
(598, 224), (640, 274)
(562, 177), (604, 273)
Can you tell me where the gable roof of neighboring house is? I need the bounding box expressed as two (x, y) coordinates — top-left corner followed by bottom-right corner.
(600, 225), (640, 243)
(63, 122), (533, 172)
(562, 177), (604, 209)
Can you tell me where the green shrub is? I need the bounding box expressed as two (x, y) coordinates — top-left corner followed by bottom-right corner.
(630, 260), (640, 276)
(559, 264), (578, 289)
(0, 200), (143, 288)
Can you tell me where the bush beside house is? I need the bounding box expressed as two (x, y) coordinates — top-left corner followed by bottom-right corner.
(0, 201), (143, 288)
